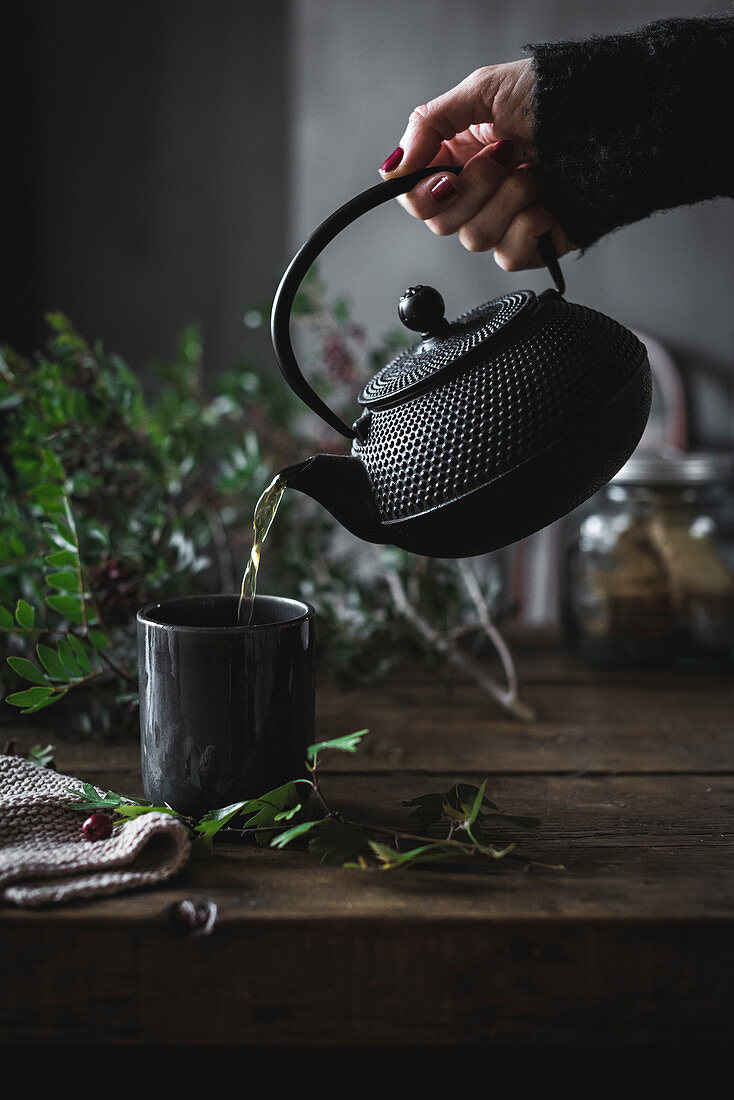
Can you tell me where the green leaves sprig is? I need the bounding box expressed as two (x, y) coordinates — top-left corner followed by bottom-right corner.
(0, 407), (122, 715)
(61, 730), (559, 872)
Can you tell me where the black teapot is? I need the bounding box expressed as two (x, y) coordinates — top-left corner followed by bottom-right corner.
(272, 167), (651, 558)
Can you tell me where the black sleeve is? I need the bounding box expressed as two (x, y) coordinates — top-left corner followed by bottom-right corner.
(525, 15), (734, 249)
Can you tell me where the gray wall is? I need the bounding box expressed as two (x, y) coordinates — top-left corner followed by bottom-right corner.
(9, 2), (732, 421)
(290, 0), (734, 441)
(7, 0), (288, 377)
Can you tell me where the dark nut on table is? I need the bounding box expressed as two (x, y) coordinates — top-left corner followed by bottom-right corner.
(169, 896), (219, 936)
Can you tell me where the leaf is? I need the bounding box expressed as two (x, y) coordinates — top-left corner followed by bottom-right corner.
(489, 843), (516, 859)
(195, 801), (252, 839)
(270, 819), (320, 849)
(306, 729), (368, 762)
(368, 841), (459, 870)
(0, 606), (14, 629)
(63, 784), (125, 813)
(46, 594), (84, 622)
(87, 630), (109, 650)
(113, 803), (179, 820)
(343, 856), (370, 871)
(15, 599), (35, 630)
(404, 783), (499, 830)
(27, 743), (56, 768)
(57, 638), (83, 679)
(46, 522), (76, 552)
(368, 841), (403, 864)
(402, 792), (445, 830)
(306, 820), (370, 866)
(29, 484), (65, 512)
(467, 780), (487, 827)
(237, 782), (301, 833)
(86, 525), (109, 547)
(40, 448), (65, 480)
(6, 657), (50, 686)
(45, 549), (77, 568)
(67, 634), (91, 672)
(442, 802), (471, 824)
(37, 643), (70, 681)
(448, 783), (499, 814)
(332, 297), (351, 322)
(6, 686), (53, 708)
(19, 691), (65, 715)
(273, 803), (302, 822)
(46, 571), (79, 592)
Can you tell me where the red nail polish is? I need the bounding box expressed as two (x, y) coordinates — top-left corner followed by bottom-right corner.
(490, 140), (515, 166)
(431, 176), (458, 203)
(380, 147), (403, 173)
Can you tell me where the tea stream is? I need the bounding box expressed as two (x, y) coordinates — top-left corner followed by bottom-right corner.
(237, 472), (288, 626)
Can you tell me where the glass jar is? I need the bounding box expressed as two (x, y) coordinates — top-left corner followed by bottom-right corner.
(562, 450), (734, 669)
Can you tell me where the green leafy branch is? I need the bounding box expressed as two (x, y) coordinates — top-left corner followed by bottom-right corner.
(1, 467), (119, 714)
(61, 730), (561, 872)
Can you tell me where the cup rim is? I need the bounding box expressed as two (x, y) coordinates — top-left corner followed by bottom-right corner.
(136, 593), (314, 633)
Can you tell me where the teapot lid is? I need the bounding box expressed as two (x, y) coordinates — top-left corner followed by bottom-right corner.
(359, 286), (541, 408)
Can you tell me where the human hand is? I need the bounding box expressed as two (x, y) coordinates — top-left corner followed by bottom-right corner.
(379, 60), (575, 270)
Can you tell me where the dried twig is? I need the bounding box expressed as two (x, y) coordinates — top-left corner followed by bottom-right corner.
(203, 505), (236, 594)
(455, 559), (516, 697)
(385, 568), (534, 721)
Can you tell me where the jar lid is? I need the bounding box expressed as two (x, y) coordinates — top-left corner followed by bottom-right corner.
(611, 448), (734, 486)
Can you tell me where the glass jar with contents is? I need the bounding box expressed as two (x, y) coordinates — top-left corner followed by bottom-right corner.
(562, 450), (734, 669)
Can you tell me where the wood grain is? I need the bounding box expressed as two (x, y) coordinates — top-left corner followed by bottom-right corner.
(2, 630), (733, 1047)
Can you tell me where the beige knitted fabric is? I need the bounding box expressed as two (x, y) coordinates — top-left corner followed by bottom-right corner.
(0, 754), (191, 907)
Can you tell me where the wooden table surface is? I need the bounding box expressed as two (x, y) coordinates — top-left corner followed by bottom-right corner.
(2, 629), (733, 1049)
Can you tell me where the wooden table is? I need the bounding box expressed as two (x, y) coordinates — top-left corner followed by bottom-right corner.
(2, 630), (733, 1049)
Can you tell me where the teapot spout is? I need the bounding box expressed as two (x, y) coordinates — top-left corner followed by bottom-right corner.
(281, 454), (384, 544)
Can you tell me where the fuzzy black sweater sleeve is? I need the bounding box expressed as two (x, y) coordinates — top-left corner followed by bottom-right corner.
(526, 15), (734, 248)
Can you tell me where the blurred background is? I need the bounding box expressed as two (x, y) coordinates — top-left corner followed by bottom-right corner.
(3, 0), (733, 629)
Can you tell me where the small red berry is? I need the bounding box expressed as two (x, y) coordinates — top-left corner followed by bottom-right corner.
(82, 813), (113, 841)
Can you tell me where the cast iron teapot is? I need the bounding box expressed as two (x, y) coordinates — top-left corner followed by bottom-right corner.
(272, 166), (651, 558)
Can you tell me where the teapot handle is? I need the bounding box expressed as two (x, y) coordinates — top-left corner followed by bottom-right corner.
(538, 232), (565, 296)
(271, 165), (563, 441)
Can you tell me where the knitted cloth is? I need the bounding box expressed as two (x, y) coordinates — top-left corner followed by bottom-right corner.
(527, 15), (734, 248)
(0, 754), (191, 907)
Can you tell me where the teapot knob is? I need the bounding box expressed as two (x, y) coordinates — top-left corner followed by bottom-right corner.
(398, 285), (450, 338)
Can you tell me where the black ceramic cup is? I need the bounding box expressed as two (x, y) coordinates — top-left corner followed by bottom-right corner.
(137, 594), (314, 818)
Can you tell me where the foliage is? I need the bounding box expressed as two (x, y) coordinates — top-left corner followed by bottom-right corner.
(1, 738), (57, 768)
(0, 271), (509, 734)
(62, 730), (558, 872)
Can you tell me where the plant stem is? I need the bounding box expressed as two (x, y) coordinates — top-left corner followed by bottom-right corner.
(62, 491), (88, 636)
(455, 558), (535, 720)
(98, 648), (135, 684)
(308, 763), (341, 820)
(343, 819), (500, 857)
(385, 568), (534, 721)
(203, 505), (236, 593)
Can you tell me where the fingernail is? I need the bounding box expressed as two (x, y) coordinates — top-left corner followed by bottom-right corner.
(430, 176), (459, 203)
(380, 147), (403, 173)
(490, 140), (515, 166)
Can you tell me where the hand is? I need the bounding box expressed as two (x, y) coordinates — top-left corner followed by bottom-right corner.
(379, 60), (575, 270)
